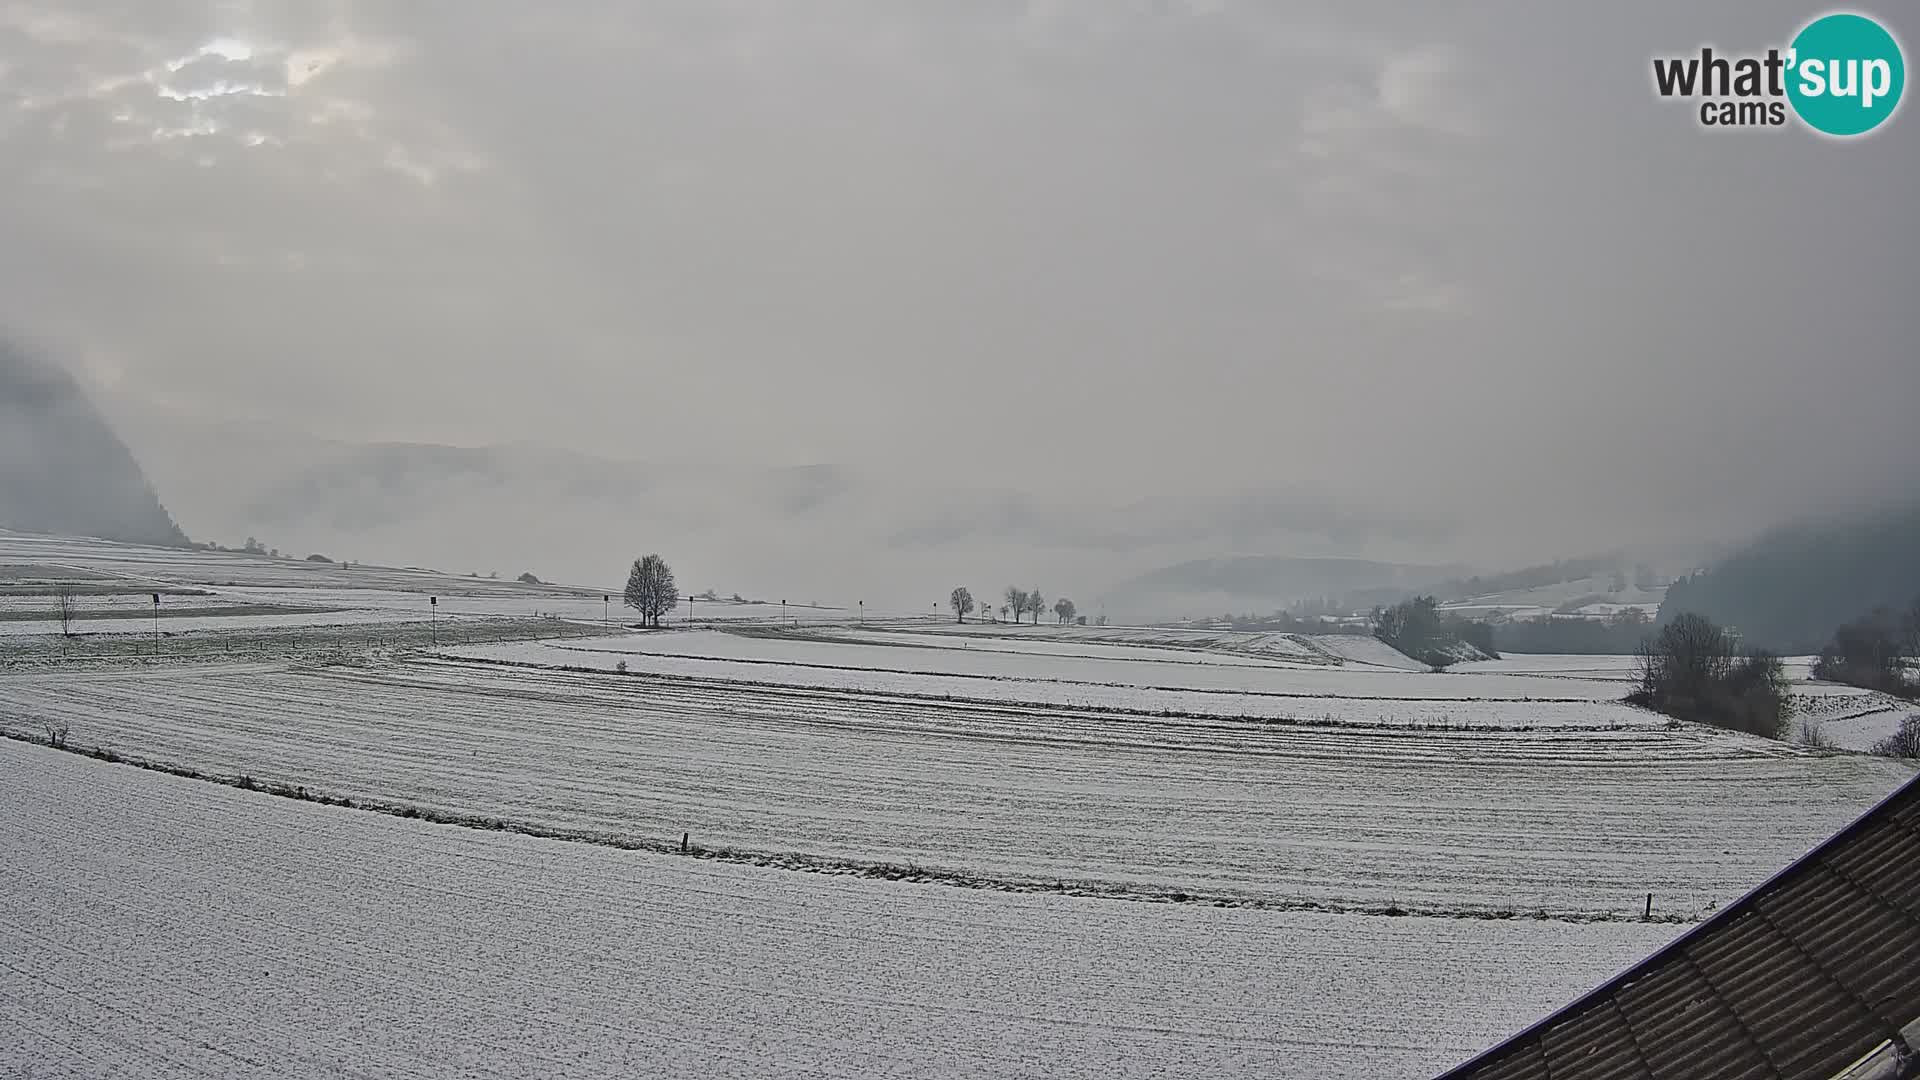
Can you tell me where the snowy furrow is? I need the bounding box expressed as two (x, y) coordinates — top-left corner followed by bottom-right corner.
(461, 631), (1634, 701)
(445, 644), (1660, 727)
(3, 658), (1907, 916)
(0, 740), (1681, 1080)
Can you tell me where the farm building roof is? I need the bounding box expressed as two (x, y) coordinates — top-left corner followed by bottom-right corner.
(1435, 770), (1920, 1080)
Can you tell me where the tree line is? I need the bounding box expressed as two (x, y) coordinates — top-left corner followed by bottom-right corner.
(948, 586), (1080, 625)
(1627, 597), (1918, 752)
(621, 557), (1091, 631)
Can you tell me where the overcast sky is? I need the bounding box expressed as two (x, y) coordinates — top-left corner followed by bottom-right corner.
(1, 0), (1914, 564)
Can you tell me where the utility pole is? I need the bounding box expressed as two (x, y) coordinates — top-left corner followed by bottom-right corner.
(430, 596), (438, 647)
(688, 593), (695, 628)
(603, 594), (610, 630)
(781, 599), (786, 627)
(859, 600), (864, 625)
(151, 593), (160, 654)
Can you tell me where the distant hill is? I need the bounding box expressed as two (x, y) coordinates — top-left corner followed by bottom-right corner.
(1106, 555), (1469, 618)
(1657, 502), (1920, 653)
(0, 337), (187, 546)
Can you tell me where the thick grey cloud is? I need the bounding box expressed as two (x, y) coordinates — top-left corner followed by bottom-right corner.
(1, 0), (1914, 597)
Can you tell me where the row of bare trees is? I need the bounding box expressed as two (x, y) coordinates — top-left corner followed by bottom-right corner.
(947, 586), (1076, 625)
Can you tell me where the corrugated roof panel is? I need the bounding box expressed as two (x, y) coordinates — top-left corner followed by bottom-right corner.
(1536, 1002), (1652, 1080)
(1433, 772), (1920, 1080)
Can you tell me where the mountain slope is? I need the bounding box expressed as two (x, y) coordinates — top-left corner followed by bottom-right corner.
(0, 337), (187, 546)
(1657, 502), (1920, 653)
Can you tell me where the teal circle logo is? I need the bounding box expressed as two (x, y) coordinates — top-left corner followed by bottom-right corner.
(1787, 13), (1905, 136)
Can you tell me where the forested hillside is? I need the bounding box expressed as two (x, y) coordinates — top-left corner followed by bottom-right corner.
(1658, 503), (1920, 653)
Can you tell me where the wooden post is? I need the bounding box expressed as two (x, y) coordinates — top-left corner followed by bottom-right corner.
(680, 832), (689, 854)
(1645, 893), (1653, 921)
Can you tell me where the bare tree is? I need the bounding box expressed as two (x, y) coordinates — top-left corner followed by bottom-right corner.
(1025, 587), (1044, 625)
(1005, 587), (1027, 625)
(55, 588), (75, 636)
(1872, 715), (1920, 759)
(998, 604), (1010, 622)
(1634, 612), (1733, 705)
(1053, 597), (1076, 625)
(950, 586), (975, 623)
(624, 554), (678, 628)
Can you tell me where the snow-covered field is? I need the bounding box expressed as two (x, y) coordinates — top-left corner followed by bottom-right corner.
(1438, 576), (1667, 622)
(455, 635), (1660, 728)
(801, 626), (1334, 667)
(1453, 653), (1643, 678)
(1, 740), (1680, 1080)
(6, 654), (1909, 918)
(0, 531), (926, 640)
(473, 629), (1634, 700)
(1793, 688), (1916, 751)
(902, 622), (1430, 668)
(5, 531), (1916, 1078)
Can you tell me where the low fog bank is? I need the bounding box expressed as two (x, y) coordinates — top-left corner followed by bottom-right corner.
(99, 400), (1914, 622)
(114, 416), (1446, 618)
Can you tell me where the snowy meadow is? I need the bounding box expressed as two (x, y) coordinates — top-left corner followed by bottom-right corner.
(2, 532), (1913, 1079)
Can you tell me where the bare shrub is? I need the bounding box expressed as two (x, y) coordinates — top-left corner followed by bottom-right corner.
(1797, 719), (1835, 750)
(55, 589), (75, 636)
(43, 723), (70, 749)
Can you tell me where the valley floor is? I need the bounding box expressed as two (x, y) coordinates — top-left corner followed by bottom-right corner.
(5, 532), (1914, 1078)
